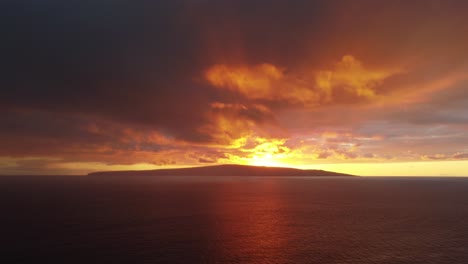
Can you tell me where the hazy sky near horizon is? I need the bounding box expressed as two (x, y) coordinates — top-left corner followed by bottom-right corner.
(2, 0), (468, 175)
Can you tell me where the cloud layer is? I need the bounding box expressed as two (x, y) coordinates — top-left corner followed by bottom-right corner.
(1, 0), (468, 174)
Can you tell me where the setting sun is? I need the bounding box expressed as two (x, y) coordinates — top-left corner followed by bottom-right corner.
(249, 154), (287, 168)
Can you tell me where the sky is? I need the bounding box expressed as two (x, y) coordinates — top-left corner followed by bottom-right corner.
(1, 0), (468, 176)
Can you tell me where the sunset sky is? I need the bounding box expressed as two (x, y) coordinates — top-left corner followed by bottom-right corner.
(2, 0), (468, 175)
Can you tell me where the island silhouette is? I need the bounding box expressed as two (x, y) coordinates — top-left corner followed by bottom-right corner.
(88, 164), (354, 177)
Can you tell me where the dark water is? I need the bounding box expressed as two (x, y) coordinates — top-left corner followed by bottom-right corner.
(1, 176), (468, 263)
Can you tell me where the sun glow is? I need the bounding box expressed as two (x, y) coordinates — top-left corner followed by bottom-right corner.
(229, 137), (298, 168)
(249, 154), (290, 168)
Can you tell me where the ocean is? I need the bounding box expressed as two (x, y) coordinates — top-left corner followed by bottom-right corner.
(1, 176), (468, 263)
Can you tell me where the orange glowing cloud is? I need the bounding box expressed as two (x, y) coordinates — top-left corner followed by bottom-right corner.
(205, 55), (399, 106)
(205, 63), (284, 99)
(195, 101), (278, 146)
(205, 62), (318, 105)
(315, 55), (400, 102)
(197, 56), (404, 167)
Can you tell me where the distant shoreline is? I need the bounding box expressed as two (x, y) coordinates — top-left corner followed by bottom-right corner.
(87, 164), (355, 177)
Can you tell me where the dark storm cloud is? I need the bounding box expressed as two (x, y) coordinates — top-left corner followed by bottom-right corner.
(1, 0), (329, 142)
(2, 0), (212, 140)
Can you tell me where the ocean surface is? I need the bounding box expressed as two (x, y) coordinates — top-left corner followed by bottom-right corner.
(2, 176), (468, 263)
